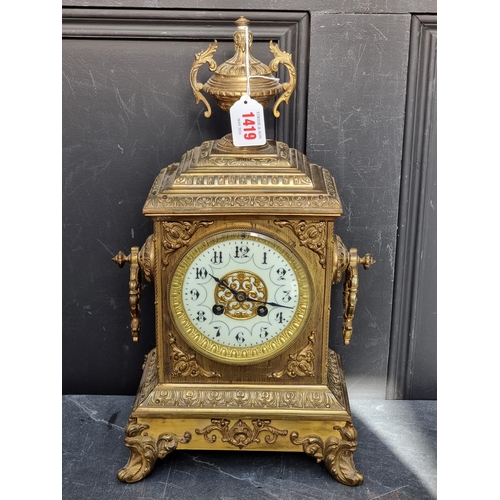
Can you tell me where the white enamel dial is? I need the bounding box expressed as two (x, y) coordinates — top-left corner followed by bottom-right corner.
(169, 231), (311, 365)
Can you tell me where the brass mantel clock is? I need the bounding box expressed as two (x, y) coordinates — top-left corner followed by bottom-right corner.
(113, 17), (374, 487)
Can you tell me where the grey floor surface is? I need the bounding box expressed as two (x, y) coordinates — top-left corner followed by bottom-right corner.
(62, 395), (436, 499)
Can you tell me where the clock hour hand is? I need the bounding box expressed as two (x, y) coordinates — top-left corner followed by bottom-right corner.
(210, 273), (251, 305)
(210, 273), (252, 304)
(209, 273), (235, 294)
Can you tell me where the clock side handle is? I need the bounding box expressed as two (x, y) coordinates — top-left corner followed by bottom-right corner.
(333, 236), (375, 345)
(112, 235), (154, 342)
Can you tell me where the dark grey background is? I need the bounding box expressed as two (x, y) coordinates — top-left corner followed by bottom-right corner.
(62, 1), (437, 400)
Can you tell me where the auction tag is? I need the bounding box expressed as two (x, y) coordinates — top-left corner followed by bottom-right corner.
(230, 95), (266, 147)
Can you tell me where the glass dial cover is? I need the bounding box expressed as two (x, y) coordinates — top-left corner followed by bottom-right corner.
(169, 231), (311, 365)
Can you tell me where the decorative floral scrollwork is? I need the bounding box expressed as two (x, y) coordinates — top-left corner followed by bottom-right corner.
(168, 333), (221, 378)
(333, 235), (349, 284)
(195, 418), (288, 449)
(327, 349), (346, 409)
(290, 422), (363, 486)
(117, 420), (191, 483)
(161, 221), (213, 268)
(138, 234), (155, 283)
(215, 270), (267, 320)
(274, 220), (327, 267)
(133, 348), (159, 410)
(268, 332), (315, 379)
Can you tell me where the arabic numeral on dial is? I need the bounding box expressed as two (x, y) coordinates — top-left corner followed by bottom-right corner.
(276, 268), (287, 280)
(281, 290), (292, 302)
(259, 326), (269, 339)
(210, 251), (223, 264)
(234, 245), (249, 259)
(214, 326), (222, 337)
(262, 251), (267, 265)
(275, 312), (284, 324)
(195, 267), (208, 279)
(190, 289), (200, 300)
(235, 331), (246, 344)
(196, 311), (207, 322)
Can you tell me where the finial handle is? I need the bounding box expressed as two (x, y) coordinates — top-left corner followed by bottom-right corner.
(268, 41), (297, 118)
(190, 41), (218, 118)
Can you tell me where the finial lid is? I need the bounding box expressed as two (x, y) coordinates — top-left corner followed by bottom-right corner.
(234, 16), (250, 27)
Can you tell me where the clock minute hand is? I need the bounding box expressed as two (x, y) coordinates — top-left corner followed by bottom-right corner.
(245, 296), (294, 309)
(209, 274), (292, 309)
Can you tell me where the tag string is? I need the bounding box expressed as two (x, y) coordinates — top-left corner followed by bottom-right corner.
(242, 26), (280, 98)
(244, 26), (251, 96)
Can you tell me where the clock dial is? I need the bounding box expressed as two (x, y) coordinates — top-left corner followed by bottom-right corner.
(170, 231), (311, 364)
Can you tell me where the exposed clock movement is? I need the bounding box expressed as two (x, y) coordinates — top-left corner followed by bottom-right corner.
(112, 16), (374, 486)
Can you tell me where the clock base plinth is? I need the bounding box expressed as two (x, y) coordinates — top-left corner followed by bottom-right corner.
(118, 348), (363, 486)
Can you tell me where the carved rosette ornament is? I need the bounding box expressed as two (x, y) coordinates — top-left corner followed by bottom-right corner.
(290, 422), (363, 486)
(275, 220), (327, 267)
(196, 418), (288, 449)
(168, 332), (221, 378)
(268, 332), (315, 379)
(117, 421), (192, 483)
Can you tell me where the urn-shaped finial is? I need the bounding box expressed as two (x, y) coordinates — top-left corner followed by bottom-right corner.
(190, 17), (296, 118)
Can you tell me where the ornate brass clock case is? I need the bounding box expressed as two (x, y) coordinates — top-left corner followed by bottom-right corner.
(113, 17), (374, 487)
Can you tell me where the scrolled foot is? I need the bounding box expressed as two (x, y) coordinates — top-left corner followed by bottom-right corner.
(117, 422), (158, 483)
(290, 421), (363, 486)
(117, 420), (192, 483)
